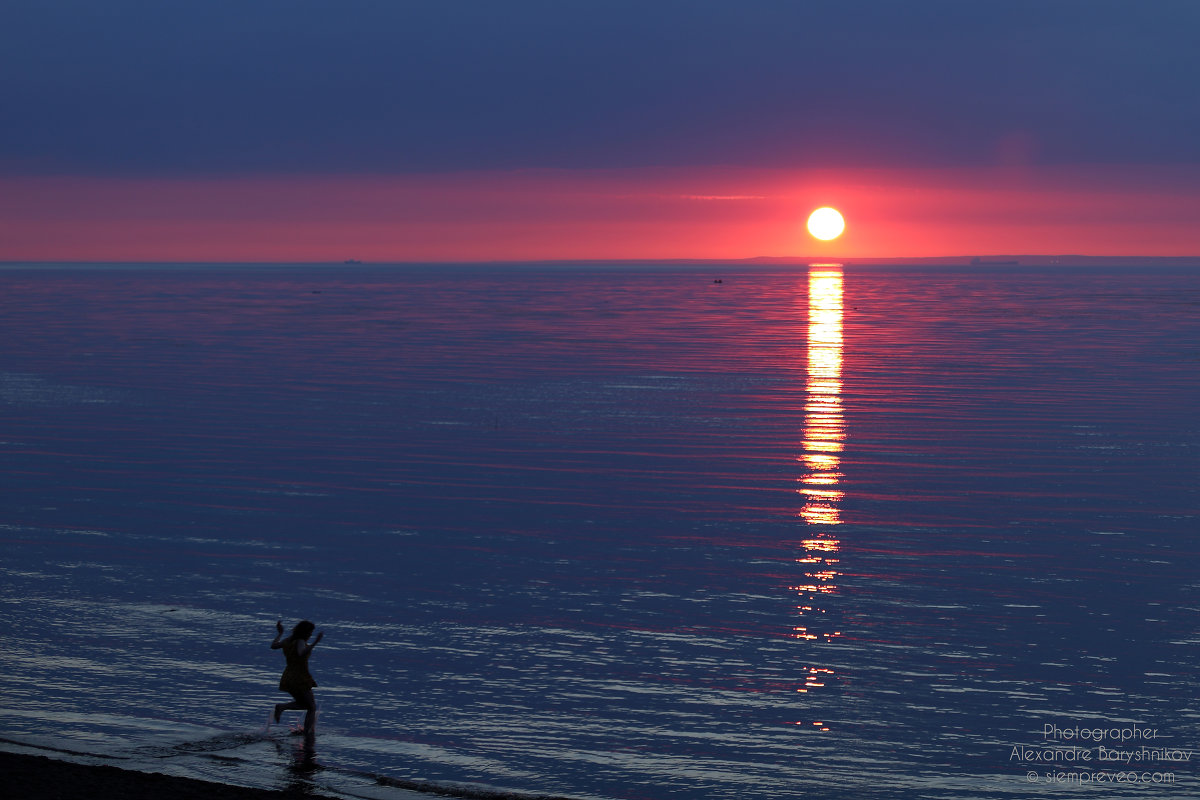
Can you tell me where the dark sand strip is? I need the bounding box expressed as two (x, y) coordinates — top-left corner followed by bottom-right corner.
(0, 751), (578, 800)
(0, 751), (333, 800)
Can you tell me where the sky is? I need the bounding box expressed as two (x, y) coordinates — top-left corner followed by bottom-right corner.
(2, 0), (1198, 261)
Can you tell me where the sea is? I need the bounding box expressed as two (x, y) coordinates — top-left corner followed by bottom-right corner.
(0, 262), (1197, 800)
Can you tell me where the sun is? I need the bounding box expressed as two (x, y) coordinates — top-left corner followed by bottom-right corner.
(806, 207), (845, 241)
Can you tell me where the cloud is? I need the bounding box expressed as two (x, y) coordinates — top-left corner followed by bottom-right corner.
(680, 196), (768, 202)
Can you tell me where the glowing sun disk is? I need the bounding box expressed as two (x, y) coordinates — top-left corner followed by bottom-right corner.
(807, 207), (845, 241)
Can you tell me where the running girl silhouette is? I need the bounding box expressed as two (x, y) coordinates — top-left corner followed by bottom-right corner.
(271, 619), (323, 738)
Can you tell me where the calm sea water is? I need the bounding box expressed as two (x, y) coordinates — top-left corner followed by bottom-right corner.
(1, 263), (1197, 799)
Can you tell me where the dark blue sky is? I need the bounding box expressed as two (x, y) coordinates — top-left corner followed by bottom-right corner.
(2, 0), (1198, 176)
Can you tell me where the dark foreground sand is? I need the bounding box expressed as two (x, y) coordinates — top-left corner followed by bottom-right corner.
(1, 751), (577, 800)
(0, 751), (334, 800)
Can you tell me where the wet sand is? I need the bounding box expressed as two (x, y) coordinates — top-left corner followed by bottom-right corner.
(0, 750), (574, 800)
(0, 751), (335, 800)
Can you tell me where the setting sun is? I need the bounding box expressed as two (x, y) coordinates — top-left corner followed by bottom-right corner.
(807, 207), (845, 241)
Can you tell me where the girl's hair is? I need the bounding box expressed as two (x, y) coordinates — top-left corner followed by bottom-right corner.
(292, 620), (316, 640)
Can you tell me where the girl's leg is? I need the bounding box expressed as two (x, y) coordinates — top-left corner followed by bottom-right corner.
(299, 689), (317, 737)
(275, 692), (307, 723)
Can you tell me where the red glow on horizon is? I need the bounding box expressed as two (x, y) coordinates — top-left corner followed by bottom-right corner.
(1, 166), (1197, 262)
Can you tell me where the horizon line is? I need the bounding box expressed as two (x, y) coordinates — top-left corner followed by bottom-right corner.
(3, 254), (1200, 267)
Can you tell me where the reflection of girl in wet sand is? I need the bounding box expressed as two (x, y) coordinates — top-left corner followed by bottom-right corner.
(271, 620), (323, 738)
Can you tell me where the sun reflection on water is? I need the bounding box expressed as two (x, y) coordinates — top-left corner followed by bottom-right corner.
(800, 266), (845, 527)
(790, 266), (844, 715)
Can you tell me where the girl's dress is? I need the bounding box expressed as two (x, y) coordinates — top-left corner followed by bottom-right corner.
(279, 638), (317, 695)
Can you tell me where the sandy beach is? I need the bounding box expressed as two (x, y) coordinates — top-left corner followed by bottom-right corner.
(0, 750), (586, 800)
(0, 751), (343, 799)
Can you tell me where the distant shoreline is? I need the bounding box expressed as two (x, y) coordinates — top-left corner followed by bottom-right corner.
(2, 255), (1200, 269)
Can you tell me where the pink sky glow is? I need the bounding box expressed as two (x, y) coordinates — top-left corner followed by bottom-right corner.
(3, 166), (1198, 262)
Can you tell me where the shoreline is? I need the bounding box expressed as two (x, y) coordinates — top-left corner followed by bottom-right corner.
(0, 749), (579, 800)
(0, 751), (337, 800)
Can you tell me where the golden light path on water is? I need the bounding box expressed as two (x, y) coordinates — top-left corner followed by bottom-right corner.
(792, 265), (844, 714)
(801, 265), (846, 526)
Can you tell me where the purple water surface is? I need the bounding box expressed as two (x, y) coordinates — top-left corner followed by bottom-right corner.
(1, 263), (1197, 799)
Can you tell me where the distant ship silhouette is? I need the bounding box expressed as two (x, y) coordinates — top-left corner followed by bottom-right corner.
(971, 257), (1018, 266)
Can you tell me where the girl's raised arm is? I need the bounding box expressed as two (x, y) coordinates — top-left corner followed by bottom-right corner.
(297, 630), (323, 658)
(271, 620), (285, 649)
